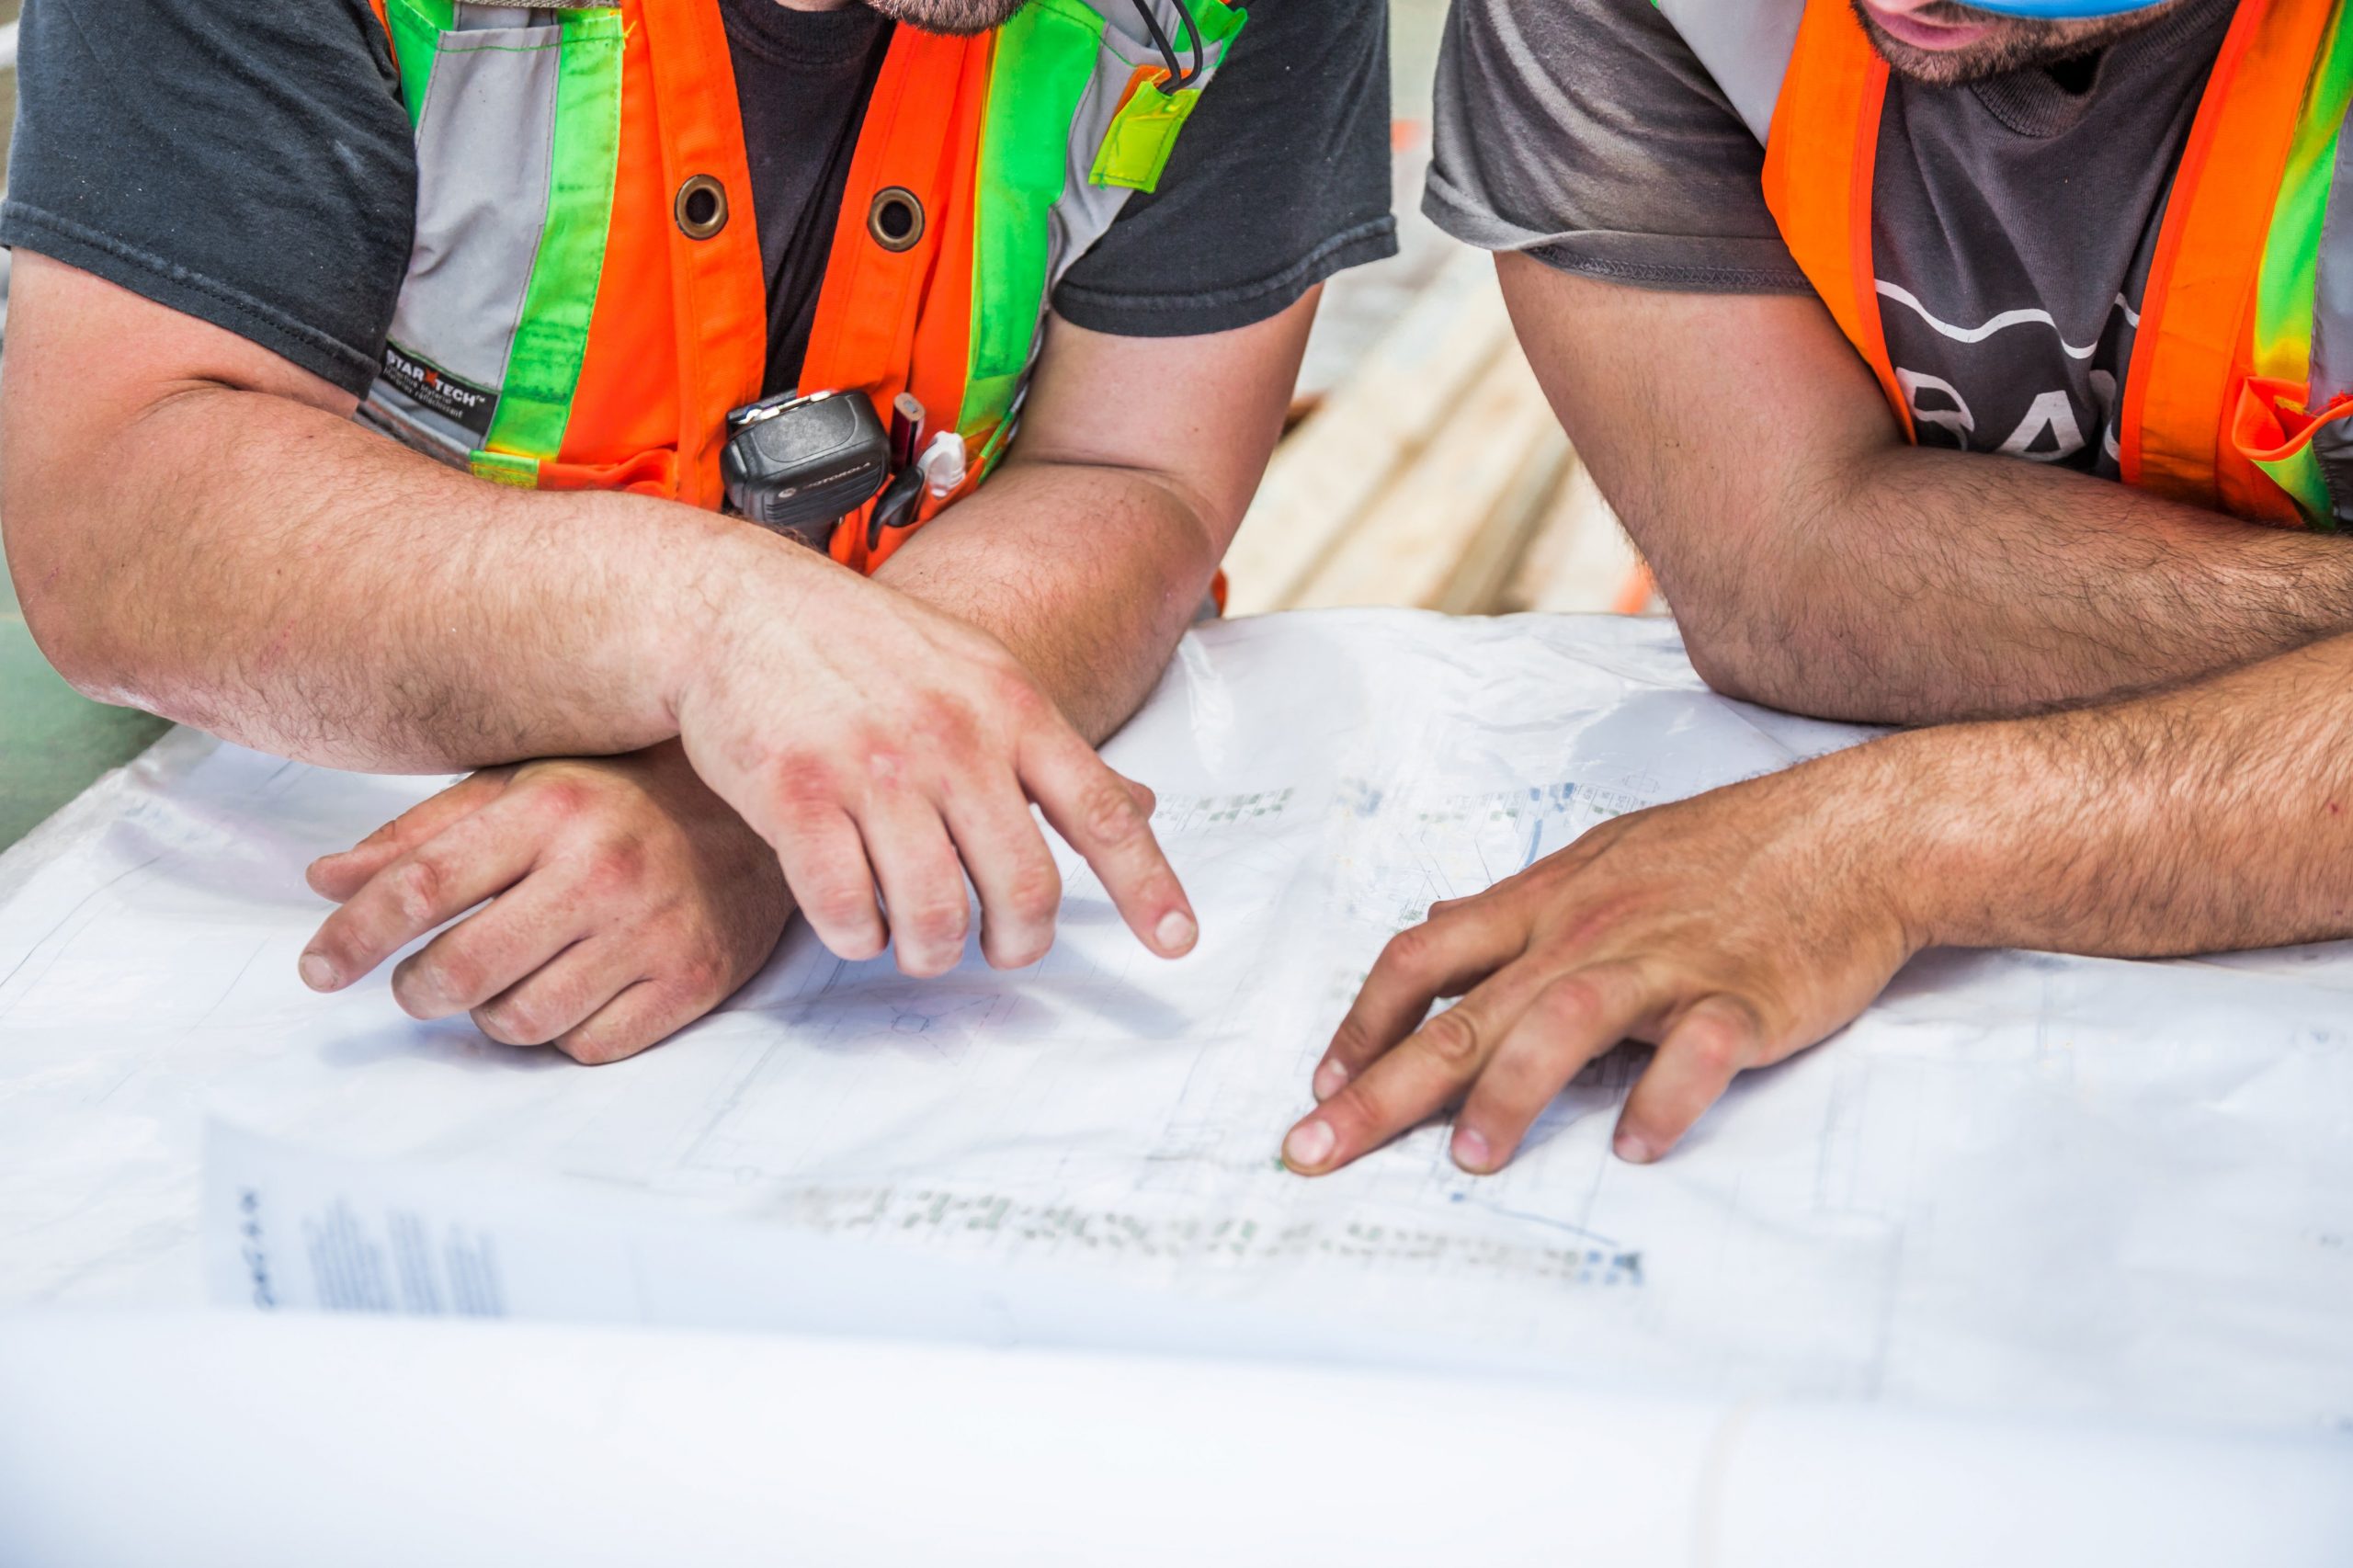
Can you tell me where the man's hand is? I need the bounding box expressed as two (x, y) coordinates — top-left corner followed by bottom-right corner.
(298, 744), (791, 1063)
(672, 571), (1191, 976)
(6, 261), (1242, 981)
(1282, 758), (1923, 1176)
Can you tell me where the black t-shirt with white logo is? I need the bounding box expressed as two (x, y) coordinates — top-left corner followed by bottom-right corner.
(1424, 0), (2240, 479)
(1, 0), (1396, 402)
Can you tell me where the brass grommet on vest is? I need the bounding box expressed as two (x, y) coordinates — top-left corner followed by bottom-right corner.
(868, 187), (925, 253)
(675, 175), (729, 241)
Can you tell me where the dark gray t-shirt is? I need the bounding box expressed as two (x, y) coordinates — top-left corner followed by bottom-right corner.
(1425, 0), (2236, 477)
(1, 0), (1398, 400)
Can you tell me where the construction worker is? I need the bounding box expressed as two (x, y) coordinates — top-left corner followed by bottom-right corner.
(0, 0), (1394, 1062)
(1284, 0), (2353, 1177)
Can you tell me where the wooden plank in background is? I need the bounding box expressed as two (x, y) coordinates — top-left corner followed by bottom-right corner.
(1500, 460), (1643, 615)
(1290, 346), (1568, 612)
(1222, 248), (1515, 615)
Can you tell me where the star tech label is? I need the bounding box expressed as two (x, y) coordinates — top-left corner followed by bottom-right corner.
(380, 342), (501, 440)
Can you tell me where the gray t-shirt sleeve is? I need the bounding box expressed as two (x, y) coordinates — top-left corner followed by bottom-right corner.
(1421, 0), (1812, 295)
(0, 0), (418, 395)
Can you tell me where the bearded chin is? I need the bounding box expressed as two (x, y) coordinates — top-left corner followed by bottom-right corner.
(862, 0), (1033, 35)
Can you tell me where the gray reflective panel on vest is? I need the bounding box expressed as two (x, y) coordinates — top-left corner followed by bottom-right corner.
(1055, 46), (1148, 290)
(2308, 112), (2353, 522)
(451, 5), (559, 26)
(381, 17), (563, 408)
(1051, 0), (1238, 294)
(1000, 0), (1238, 404)
(1654, 0), (1804, 144)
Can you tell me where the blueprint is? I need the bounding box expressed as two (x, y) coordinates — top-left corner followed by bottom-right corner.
(3, 609), (2350, 1434)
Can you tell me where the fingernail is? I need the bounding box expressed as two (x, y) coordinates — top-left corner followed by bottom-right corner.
(1613, 1129), (1655, 1165)
(1312, 1060), (1348, 1101)
(299, 953), (338, 992)
(1154, 910), (1198, 954)
(1452, 1127), (1493, 1173)
(1283, 1119), (1335, 1171)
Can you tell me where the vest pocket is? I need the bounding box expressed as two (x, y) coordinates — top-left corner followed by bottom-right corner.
(369, 4), (625, 471)
(2231, 375), (2353, 528)
(390, 22), (567, 416)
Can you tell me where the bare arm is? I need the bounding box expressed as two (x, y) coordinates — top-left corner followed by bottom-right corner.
(0, 253), (774, 771)
(877, 296), (1313, 744)
(1290, 625), (2353, 1178)
(2, 252), (1195, 972)
(1901, 631), (2353, 957)
(1497, 253), (2353, 725)
(291, 296), (1315, 1058)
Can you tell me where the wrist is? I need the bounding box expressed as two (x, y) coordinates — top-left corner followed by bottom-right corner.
(651, 514), (835, 734)
(1846, 721), (2037, 952)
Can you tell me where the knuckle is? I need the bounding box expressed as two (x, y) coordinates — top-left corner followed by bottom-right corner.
(767, 753), (839, 807)
(529, 778), (595, 824)
(810, 885), (879, 934)
(902, 898), (972, 949)
(991, 667), (1050, 724)
(392, 858), (447, 924)
(1417, 1006), (1483, 1067)
(579, 836), (649, 896)
(1378, 925), (1443, 981)
(1079, 778), (1144, 846)
(1005, 862), (1063, 925)
(673, 949), (729, 1000)
(1533, 975), (1606, 1035)
(1684, 1021), (1752, 1078)
(906, 696), (981, 755)
(1325, 1013), (1381, 1068)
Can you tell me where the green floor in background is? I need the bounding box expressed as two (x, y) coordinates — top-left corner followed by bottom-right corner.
(1, 583), (170, 851)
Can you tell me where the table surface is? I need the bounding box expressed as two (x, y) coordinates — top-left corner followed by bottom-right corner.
(6, 608), (2349, 1443)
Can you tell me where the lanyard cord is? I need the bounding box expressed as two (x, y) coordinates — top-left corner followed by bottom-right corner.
(1131, 0), (1205, 92)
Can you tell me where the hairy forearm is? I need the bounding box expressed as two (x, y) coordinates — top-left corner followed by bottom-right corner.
(873, 455), (1221, 744)
(8, 383), (813, 771)
(1854, 632), (2353, 956)
(1499, 259), (2353, 727)
(1671, 443), (2353, 726)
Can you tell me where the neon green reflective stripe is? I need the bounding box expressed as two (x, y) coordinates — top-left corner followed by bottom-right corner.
(482, 9), (625, 461)
(1187, 0), (1249, 52)
(471, 449), (541, 488)
(961, 0), (1107, 433)
(2244, 5), (2353, 525)
(382, 0), (452, 131)
(2253, 6), (2353, 386)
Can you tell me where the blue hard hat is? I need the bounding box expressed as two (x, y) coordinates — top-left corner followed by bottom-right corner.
(1960, 0), (2176, 13)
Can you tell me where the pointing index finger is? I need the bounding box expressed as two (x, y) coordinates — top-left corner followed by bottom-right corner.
(1023, 738), (1196, 960)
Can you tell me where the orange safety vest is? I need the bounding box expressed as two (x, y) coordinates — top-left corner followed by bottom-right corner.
(1689, 0), (2353, 527)
(361, 0), (1244, 571)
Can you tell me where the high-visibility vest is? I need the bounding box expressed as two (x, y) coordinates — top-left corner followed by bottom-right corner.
(359, 0), (1245, 571)
(1656, 0), (2353, 528)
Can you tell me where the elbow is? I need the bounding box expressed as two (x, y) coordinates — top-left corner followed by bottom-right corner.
(13, 572), (115, 703)
(5, 503), (135, 704)
(1630, 547), (1786, 708)
(1677, 615), (1779, 708)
